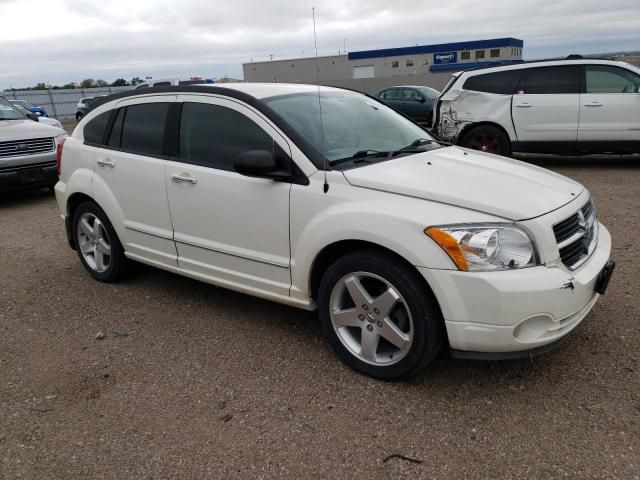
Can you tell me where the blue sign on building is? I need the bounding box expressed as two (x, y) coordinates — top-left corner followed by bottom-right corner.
(434, 52), (457, 64)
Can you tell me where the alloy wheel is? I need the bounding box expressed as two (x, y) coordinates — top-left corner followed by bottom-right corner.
(329, 271), (414, 366)
(76, 212), (112, 273)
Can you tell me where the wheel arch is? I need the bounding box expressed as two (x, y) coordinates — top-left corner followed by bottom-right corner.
(457, 121), (512, 148)
(65, 192), (95, 249)
(308, 239), (442, 312)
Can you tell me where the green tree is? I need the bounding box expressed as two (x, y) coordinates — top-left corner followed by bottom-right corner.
(33, 82), (48, 90)
(130, 76), (144, 85)
(61, 82), (77, 89)
(111, 78), (129, 87)
(79, 78), (96, 89)
(95, 79), (109, 87)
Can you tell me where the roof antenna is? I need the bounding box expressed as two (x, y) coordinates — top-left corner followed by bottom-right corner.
(312, 6), (329, 193)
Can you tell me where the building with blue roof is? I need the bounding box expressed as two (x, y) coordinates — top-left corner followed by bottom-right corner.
(243, 38), (524, 93)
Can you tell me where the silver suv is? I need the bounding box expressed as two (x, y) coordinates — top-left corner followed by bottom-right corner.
(0, 96), (67, 192)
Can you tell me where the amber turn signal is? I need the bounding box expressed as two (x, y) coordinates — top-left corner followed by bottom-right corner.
(424, 227), (469, 271)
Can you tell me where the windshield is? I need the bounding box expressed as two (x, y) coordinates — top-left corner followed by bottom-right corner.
(0, 97), (27, 120)
(264, 91), (437, 165)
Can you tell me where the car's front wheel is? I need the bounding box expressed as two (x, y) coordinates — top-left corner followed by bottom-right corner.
(72, 201), (128, 282)
(318, 250), (444, 380)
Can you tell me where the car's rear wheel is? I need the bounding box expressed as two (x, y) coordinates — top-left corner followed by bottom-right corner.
(462, 125), (511, 156)
(318, 250), (444, 380)
(72, 201), (128, 282)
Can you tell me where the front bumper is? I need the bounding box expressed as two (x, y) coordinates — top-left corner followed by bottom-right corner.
(0, 156), (57, 192)
(419, 224), (612, 354)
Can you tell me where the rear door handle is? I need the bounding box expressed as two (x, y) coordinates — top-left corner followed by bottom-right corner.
(170, 173), (197, 184)
(515, 103), (532, 108)
(96, 159), (115, 168)
(584, 102), (603, 107)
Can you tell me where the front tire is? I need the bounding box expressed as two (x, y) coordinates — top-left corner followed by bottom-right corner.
(318, 250), (444, 380)
(461, 125), (511, 156)
(72, 201), (128, 282)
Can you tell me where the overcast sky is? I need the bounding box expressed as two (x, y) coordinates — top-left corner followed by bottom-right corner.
(1, 0), (638, 89)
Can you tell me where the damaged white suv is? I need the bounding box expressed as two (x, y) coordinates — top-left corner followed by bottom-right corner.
(434, 58), (640, 156)
(56, 84), (614, 380)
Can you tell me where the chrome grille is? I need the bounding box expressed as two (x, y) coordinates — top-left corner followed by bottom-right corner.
(0, 137), (54, 158)
(553, 198), (598, 270)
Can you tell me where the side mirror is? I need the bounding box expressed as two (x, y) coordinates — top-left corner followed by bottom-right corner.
(234, 150), (291, 180)
(416, 96), (426, 103)
(27, 112), (39, 121)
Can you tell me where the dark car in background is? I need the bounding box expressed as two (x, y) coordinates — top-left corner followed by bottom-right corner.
(76, 95), (106, 121)
(9, 99), (48, 117)
(374, 85), (440, 125)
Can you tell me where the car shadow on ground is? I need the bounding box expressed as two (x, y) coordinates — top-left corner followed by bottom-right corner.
(0, 187), (55, 208)
(124, 261), (581, 389)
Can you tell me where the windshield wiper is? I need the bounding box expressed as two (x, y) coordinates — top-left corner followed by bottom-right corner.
(391, 138), (434, 156)
(329, 150), (388, 166)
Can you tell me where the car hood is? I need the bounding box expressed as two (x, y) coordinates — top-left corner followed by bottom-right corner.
(0, 119), (65, 141)
(342, 146), (583, 220)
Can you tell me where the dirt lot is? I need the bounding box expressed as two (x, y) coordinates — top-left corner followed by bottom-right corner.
(1, 153), (639, 479)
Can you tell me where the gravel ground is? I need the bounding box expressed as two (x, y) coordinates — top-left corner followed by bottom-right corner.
(0, 152), (638, 479)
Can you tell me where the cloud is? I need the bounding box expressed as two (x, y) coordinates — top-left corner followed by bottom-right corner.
(1, 0), (638, 89)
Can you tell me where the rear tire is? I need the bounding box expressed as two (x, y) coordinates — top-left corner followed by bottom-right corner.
(461, 125), (511, 156)
(72, 201), (128, 282)
(318, 249), (444, 380)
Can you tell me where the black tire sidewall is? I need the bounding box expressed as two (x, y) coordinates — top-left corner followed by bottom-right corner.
(318, 250), (443, 380)
(462, 125), (511, 156)
(72, 201), (126, 282)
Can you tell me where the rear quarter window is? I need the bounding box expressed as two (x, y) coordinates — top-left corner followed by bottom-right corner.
(83, 111), (112, 145)
(463, 70), (523, 94)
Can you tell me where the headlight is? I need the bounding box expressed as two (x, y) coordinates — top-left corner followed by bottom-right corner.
(425, 224), (538, 271)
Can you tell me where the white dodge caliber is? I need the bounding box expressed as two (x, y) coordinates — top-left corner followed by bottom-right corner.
(55, 84), (614, 380)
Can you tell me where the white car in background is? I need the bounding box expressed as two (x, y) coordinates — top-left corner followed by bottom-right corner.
(38, 116), (63, 129)
(55, 84), (614, 380)
(434, 58), (640, 156)
(12, 103), (63, 128)
(134, 76), (214, 89)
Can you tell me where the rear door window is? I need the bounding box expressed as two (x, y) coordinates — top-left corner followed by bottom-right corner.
(520, 66), (579, 94)
(119, 103), (170, 156)
(383, 88), (403, 100)
(463, 70), (523, 94)
(107, 108), (125, 147)
(153, 81), (172, 87)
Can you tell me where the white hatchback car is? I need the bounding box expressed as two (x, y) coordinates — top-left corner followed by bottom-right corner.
(55, 84), (614, 379)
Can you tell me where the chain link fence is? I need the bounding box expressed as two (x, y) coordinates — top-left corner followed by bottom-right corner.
(2, 86), (135, 119)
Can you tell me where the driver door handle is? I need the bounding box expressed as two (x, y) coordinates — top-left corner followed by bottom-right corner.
(96, 159), (115, 168)
(170, 173), (197, 184)
(516, 103), (532, 108)
(584, 102), (603, 107)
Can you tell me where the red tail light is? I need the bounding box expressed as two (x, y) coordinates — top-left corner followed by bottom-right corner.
(56, 137), (66, 175)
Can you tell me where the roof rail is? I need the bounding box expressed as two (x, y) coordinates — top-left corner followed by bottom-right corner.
(459, 55), (616, 73)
